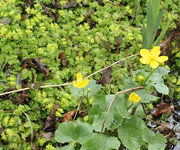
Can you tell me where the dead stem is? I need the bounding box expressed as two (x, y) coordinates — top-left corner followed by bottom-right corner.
(0, 54), (138, 97)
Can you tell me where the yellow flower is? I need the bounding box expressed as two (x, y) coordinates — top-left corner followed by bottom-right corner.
(129, 92), (141, 103)
(72, 72), (89, 88)
(140, 46), (168, 68)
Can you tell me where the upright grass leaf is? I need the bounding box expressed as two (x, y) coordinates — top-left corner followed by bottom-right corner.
(153, 19), (171, 46)
(142, 0), (164, 48)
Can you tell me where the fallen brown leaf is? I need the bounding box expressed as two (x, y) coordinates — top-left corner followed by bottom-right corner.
(22, 58), (50, 78)
(14, 91), (29, 104)
(97, 0), (104, 6)
(155, 125), (175, 139)
(151, 103), (174, 117)
(98, 67), (112, 85)
(61, 110), (77, 122)
(40, 132), (54, 141)
(159, 25), (180, 55)
(51, 0), (61, 9)
(64, 2), (79, 9)
(43, 104), (59, 131)
(59, 52), (68, 67)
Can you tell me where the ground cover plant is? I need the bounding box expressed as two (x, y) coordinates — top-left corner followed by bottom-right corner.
(0, 0), (179, 149)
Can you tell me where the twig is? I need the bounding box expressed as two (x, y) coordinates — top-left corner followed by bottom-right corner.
(86, 54), (138, 78)
(147, 118), (162, 126)
(101, 86), (144, 132)
(0, 83), (71, 96)
(0, 54), (138, 97)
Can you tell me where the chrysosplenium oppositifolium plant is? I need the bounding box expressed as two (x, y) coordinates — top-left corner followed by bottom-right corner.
(0, 0), (179, 149)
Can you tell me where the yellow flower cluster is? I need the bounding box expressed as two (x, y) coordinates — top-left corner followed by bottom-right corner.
(140, 46), (168, 68)
(129, 92), (141, 103)
(72, 72), (89, 88)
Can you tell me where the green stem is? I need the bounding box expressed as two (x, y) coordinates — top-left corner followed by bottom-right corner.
(131, 105), (138, 115)
(127, 103), (134, 110)
(144, 69), (156, 85)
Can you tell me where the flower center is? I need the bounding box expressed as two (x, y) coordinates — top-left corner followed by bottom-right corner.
(150, 55), (157, 62)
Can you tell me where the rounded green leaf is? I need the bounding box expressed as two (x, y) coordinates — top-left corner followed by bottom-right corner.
(81, 133), (120, 150)
(55, 121), (93, 144)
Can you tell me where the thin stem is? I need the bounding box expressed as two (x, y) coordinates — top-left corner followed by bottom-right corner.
(101, 86), (144, 132)
(86, 54), (139, 78)
(0, 54), (138, 97)
(141, 103), (147, 117)
(131, 105), (138, 115)
(127, 103), (134, 110)
(0, 83), (71, 96)
(73, 98), (82, 120)
(144, 69), (155, 85)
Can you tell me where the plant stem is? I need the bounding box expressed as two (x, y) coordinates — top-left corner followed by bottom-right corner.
(101, 86), (144, 132)
(0, 54), (139, 97)
(131, 105), (138, 115)
(86, 54), (139, 78)
(144, 69), (155, 85)
(127, 103), (134, 110)
(141, 103), (147, 117)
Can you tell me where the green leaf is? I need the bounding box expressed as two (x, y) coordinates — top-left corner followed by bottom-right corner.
(89, 93), (113, 131)
(112, 94), (129, 118)
(153, 19), (171, 46)
(148, 133), (167, 150)
(70, 80), (101, 98)
(148, 67), (170, 95)
(155, 67), (170, 76)
(142, 0), (163, 48)
(154, 83), (169, 95)
(118, 116), (151, 150)
(81, 133), (120, 150)
(56, 144), (75, 150)
(118, 116), (167, 150)
(123, 78), (139, 89)
(90, 93), (128, 131)
(123, 78), (158, 102)
(55, 121), (93, 144)
(136, 89), (158, 103)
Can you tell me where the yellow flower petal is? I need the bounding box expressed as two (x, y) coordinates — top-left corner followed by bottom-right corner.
(157, 56), (168, 63)
(129, 92), (141, 103)
(76, 72), (83, 79)
(150, 61), (159, 68)
(140, 49), (151, 58)
(72, 73), (89, 88)
(140, 58), (150, 64)
(72, 81), (78, 87)
(151, 46), (160, 57)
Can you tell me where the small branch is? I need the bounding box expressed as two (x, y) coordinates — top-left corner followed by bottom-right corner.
(101, 86), (144, 132)
(147, 118), (162, 126)
(0, 87), (30, 96)
(0, 83), (71, 96)
(0, 54), (138, 97)
(86, 54), (139, 78)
